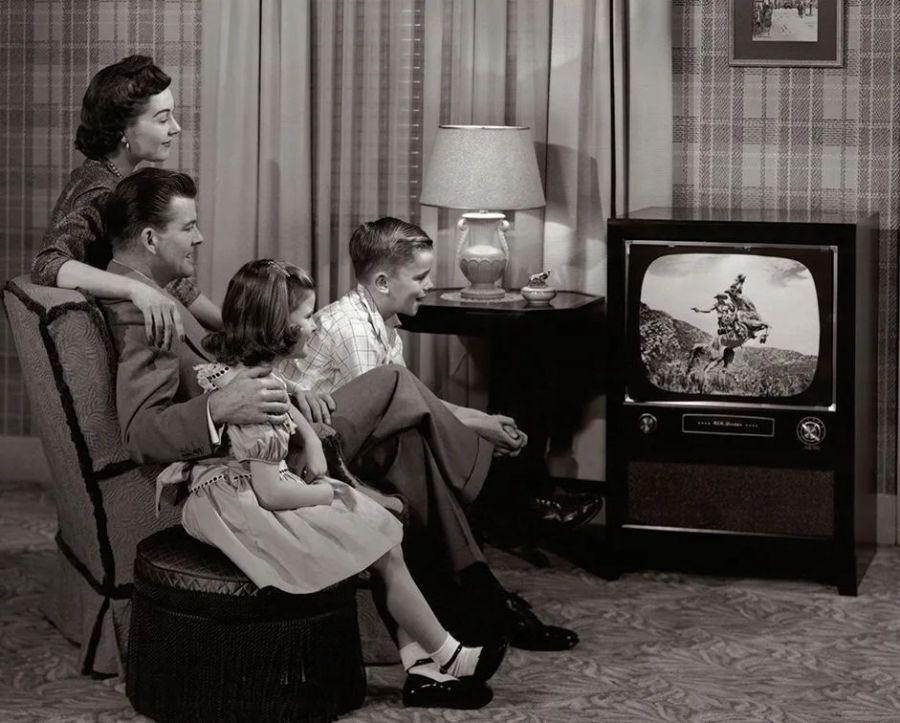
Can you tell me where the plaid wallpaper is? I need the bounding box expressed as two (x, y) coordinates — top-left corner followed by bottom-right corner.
(0, 0), (202, 435)
(673, 0), (899, 495)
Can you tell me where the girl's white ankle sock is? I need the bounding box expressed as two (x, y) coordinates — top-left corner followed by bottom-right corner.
(400, 642), (456, 683)
(428, 634), (483, 678)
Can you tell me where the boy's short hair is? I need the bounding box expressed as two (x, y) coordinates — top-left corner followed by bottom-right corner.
(349, 217), (433, 282)
(105, 167), (197, 249)
(202, 259), (316, 367)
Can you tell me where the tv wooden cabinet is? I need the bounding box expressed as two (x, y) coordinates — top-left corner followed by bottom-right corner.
(605, 208), (878, 595)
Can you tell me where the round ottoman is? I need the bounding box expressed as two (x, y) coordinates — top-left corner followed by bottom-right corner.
(126, 526), (366, 722)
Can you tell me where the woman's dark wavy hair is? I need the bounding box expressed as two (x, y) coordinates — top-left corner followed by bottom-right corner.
(75, 55), (171, 159)
(203, 260), (316, 367)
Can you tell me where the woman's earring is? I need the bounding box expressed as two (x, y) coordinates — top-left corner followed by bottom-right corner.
(123, 137), (130, 151)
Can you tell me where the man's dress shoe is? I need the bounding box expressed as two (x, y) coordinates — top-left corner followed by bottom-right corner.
(402, 674), (493, 709)
(529, 491), (604, 528)
(504, 592), (579, 651)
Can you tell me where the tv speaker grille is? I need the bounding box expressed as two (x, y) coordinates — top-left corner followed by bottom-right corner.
(626, 461), (834, 536)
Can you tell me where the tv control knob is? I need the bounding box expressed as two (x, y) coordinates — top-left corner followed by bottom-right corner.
(797, 416), (826, 446)
(638, 413), (658, 434)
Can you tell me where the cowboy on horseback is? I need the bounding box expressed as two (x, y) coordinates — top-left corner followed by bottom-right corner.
(725, 273), (770, 343)
(692, 293), (739, 334)
(692, 294), (749, 348)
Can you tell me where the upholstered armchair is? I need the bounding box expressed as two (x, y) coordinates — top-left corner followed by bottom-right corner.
(2, 276), (395, 677)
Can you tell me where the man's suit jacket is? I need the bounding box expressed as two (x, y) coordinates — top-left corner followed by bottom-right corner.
(100, 260), (216, 464)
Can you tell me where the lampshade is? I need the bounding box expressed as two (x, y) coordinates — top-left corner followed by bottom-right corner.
(419, 125), (546, 210)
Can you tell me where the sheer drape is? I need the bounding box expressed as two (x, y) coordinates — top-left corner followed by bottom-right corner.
(198, 0), (672, 477)
(199, 0), (312, 302)
(199, 0), (422, 303)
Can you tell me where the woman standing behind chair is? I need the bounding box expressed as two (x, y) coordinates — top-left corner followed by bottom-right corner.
(32, 55), (221, 346)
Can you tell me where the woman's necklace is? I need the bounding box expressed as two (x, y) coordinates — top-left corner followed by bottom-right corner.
(102, 158), (124, 179)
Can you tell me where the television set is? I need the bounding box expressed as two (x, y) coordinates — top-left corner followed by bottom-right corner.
(606, 208), (878, 595)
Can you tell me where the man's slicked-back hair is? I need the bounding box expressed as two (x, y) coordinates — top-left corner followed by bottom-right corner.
(75, 55), (171, 159)
(349, 217), (433, 282)
(104, 167), (197, 249)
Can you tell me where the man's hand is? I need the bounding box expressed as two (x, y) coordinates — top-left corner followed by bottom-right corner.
(464, 412), (528, 457)
(293, 389), (336, 424)
(208, 366), (290, 426)
(495, 419), (528, 457)
(129, 281), (185, 350)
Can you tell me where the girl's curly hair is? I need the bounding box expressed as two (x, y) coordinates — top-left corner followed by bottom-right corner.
(202, 260), (316, 367)
(75, 55), (171, 159)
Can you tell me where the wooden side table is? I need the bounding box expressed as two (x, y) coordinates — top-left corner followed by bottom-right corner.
(398, 288), (609, 508)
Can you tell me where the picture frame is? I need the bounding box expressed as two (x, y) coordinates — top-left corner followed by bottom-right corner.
(729, 0), (844, 67)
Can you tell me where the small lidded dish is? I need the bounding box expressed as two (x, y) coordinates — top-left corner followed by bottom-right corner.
(520, 269), (557, 306)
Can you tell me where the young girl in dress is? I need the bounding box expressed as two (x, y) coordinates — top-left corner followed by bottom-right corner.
(155, 259), (504, 709)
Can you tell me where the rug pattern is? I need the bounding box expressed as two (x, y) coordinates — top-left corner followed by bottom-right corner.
(2, 479), (900, 722)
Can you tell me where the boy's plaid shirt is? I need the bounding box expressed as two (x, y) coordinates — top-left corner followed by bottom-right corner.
(279, 285), (405, 393)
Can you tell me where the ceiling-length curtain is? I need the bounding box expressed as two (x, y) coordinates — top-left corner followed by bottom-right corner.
(544, 0), (673, 298)
(309, 0), (424, 304)
(198, 0), (671, 303)
(197, 0), (672, 475)
(199, 0), (422, 304)
(541, 0), (671, 478)
(198, 0), (313, 303)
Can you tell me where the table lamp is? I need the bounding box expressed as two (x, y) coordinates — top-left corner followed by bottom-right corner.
(419, 125), (546, 300)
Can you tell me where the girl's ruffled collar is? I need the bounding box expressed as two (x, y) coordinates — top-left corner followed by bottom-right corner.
(194, 362), (235, 392)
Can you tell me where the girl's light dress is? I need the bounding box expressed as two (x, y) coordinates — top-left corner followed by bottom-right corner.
(155, 363), (403, 594)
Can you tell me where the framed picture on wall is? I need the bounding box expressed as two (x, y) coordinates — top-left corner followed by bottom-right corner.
(730, 0), (844, 67)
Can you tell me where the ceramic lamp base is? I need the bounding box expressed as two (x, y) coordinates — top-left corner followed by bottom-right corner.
(457, 211), (509, 299)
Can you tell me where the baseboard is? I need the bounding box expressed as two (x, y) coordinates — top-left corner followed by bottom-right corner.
(877, 492), (896, 546)
(0, 435), (51, 484)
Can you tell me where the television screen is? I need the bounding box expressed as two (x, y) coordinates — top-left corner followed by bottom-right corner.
(626, 241), (836, 408)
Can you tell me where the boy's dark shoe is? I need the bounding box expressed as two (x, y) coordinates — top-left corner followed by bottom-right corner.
(456, 562), (579, 652)
(503, 592), (579, 651)
(529, 491), (604, 528)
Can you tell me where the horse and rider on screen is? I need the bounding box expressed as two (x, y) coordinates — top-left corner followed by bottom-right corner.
(687, 274), (772, 383)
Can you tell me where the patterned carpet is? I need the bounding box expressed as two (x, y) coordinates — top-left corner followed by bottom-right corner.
(3, 478), (900, 722)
